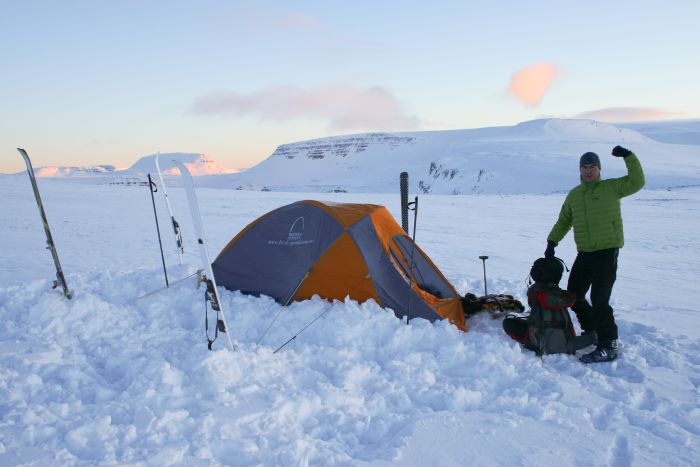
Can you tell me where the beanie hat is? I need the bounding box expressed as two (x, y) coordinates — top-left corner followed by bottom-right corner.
(580, 152), (601, 168)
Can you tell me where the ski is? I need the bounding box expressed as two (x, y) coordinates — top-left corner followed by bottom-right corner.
(172, 160), (235, 351)
(154, 153), (184, 264)
(17, 148), (73, 299)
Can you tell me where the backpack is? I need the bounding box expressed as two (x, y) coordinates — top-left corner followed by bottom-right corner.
(524, 282), (577, 355)
(502, 257), (596, 355)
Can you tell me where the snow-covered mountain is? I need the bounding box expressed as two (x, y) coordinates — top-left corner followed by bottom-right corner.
(11, 119), (698, 193)
(618, 119), (700, 145)
(123, 152), (238, 176)
(15, 152), (237, 179)
(31, 164), (124, 177)
(209, 118), (700, 194)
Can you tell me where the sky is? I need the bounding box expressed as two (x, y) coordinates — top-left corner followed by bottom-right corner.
(1, 0), (699, 173)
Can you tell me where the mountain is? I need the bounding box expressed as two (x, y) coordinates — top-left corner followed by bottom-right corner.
(206, 118), (700, 195)
(617, 119), (700, 145)
(14, 152), (237, 180)
(123, 152), (238, 176)
(12, 119), (698, 192)
(31, 165), (123, 178)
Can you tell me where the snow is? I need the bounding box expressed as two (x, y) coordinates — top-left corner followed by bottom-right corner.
(123, 153), (238, 176)
(619, 119), (700, 146)
(1, 155), (699, 465)
(205, 118), (700, 194)
(32, 165), (123, 177)
(15, 152), (237, 179)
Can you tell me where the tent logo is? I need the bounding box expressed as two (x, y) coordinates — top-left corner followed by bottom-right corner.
(268, 216), (313, 246)
(288, 216), (304, 241)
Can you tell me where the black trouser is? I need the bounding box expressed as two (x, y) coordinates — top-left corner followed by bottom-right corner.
(567, 248), (619, 344)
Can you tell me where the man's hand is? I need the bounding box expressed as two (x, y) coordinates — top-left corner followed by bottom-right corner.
(545, 241), (556, 259)
(612, 145), (633, 158)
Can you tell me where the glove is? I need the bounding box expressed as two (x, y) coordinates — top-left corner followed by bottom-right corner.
(544, 241), (556, 259)
(612, 145), (633, 158)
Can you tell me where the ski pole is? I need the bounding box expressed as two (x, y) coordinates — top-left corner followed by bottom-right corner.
(479, 255), (489, 296)
(406, 196), (419, 325)
(400, 172), (409, 233)
(147, 174), (169, 288)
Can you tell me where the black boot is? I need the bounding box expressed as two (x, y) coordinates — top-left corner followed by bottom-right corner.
(580, 340), (618, 363)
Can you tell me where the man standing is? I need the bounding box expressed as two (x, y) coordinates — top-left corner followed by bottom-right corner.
(545, 146), (645, 363)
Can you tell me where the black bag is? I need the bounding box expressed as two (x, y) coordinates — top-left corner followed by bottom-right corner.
(502, 257), (596, 355)
(462, 292), (524, 317)
(524, 282), (577, 355)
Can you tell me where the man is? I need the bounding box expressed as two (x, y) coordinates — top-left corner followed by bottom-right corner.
(545, 146), (645, 363)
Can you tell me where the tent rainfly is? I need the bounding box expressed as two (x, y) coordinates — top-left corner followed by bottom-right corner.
(212, 200), (466, 331)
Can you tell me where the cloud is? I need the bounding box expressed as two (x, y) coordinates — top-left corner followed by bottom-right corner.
(224, 9), (348, 56)
(191, 85), (420, 131)
(272, 13), (325, 31)
(507, 63), (560, 107)
(575, 107), (685, 122)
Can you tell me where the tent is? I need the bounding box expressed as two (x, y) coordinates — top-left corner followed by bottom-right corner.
(212, 200), (466, 331)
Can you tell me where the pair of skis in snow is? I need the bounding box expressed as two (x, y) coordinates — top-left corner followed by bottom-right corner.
(153, 155), (235, 351)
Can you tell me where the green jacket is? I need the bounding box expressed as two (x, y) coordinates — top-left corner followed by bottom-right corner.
(548, 154), (645, 252)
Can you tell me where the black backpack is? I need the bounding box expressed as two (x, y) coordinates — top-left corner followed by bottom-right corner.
(525, 282), (578, 355)
(502, 257), (596, 355)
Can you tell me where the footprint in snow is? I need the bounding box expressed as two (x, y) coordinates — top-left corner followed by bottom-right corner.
(608, 435), (633, 467)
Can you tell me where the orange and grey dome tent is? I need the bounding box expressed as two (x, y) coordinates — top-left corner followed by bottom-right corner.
(212, 200), (466, 331)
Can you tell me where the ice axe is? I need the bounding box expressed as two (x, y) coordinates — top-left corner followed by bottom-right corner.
(479, 255), (489, 296)
(475, 255), (523, 320)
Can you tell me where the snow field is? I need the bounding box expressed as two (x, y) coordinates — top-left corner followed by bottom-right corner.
(1, 176), (699, 465)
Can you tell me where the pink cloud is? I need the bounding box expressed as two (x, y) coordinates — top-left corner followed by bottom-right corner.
(508, 63), (560, 107)
(575, 107), (685, 122)
(191, 85), (420, 131)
